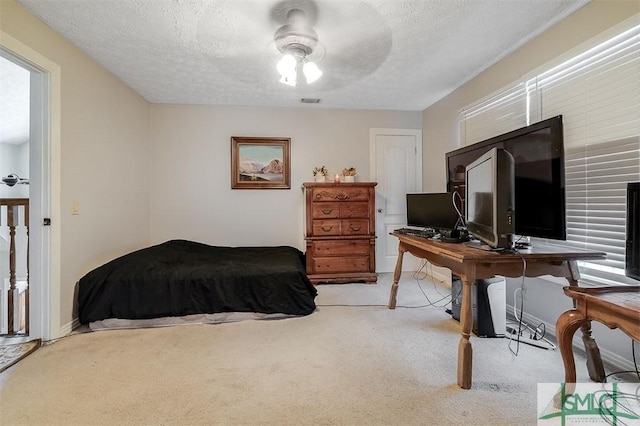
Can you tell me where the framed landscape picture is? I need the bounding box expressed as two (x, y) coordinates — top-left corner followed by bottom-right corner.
(231, 136), (291, 189)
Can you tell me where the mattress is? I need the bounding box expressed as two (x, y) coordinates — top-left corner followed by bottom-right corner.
(77, 240), (317, 325)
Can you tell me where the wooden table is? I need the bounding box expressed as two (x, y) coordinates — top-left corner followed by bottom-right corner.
(556, 285), (640, 384)
(388, 233), (606, 389)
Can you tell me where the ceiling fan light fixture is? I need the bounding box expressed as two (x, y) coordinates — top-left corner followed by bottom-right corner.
(303, 61), (322, 84)
(279, 72), (297, 87)
(277, 53), (297, 86)
(274, 9), (322, 87)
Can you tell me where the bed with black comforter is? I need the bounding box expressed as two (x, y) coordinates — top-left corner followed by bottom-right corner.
(78, 239), (317, 326)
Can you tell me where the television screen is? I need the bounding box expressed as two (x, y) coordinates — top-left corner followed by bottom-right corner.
(466, 163), (493, 229)
(406, 192), (460, 232)
(446, 115), (565, 241)
(465, 148), (515, 250)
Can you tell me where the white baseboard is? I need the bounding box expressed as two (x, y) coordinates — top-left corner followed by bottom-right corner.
(56, 317), (80, 339)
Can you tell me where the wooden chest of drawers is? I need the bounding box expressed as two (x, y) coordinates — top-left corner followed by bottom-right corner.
(303, 182), (377, 284)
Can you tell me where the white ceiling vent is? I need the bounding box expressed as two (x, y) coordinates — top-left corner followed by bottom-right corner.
(300, 98), (321, 104)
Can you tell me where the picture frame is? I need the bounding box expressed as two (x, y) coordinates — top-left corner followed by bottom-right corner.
(231, 136), (291, 189)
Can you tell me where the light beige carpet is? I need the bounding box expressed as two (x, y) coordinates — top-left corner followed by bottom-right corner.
(0, 273), (602, 425)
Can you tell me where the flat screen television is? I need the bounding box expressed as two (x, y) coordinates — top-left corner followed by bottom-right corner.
(406, 192), (460, 232)
(465, 148), (515, 250)
(626, 182), (640, 281)
(446, 115), (565, 241)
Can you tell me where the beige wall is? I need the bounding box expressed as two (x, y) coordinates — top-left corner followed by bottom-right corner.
(1, 0), (152, 335)
(149, 104), (421, 249)
(421, 0), (639, 369)
(422, 0), (640, 192)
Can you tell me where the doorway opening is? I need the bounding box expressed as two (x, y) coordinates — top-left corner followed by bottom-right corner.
(0, 55), (31, 338)
(0, 34), (57, 343)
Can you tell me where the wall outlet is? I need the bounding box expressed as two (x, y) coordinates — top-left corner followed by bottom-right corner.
(71, 200), (79, 215)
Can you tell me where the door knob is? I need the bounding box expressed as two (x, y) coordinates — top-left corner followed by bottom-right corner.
(377, 208), (384, 213)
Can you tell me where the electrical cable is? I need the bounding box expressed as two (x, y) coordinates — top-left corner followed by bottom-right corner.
(318, 261), (453, 310)
(592, 386), (640, 426)
(602, 340), (640, 383)
(404, 257), (461, 309)
(452, 191), (466, 229)
(635, 339), (640, 381)
(603, 370), (640, 382)
(417, 259), (450, 298)
(630, 339), (640, 381)
(507, 251), (527, 356)
(510, 288), (551, 343)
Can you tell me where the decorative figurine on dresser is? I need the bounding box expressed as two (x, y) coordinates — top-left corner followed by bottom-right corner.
(303, 182), (377, 284)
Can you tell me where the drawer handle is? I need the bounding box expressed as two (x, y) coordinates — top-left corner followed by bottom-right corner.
(349, 225), (362, 231)
(320, 226), (334, 232)
(321, 209), (334, 214)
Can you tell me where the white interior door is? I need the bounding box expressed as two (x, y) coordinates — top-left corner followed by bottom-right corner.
(370, 128), (422, 272)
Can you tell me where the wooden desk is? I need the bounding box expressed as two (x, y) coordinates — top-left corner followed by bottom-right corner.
(556, 286), (640, 384)
(388, 233), (606, 389)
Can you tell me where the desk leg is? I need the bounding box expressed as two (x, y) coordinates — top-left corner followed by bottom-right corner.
(580, 322), (605, 382)
(554, 310), (585, 407)
(387, 246), (406, 309)
(457, 277), (473, 389)
(556, 309), (586, 384)
(566, 268), (605, 383)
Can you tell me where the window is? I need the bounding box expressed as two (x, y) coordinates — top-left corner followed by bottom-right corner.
(564, 138), (639, 285)
(459, 16), (640, 285)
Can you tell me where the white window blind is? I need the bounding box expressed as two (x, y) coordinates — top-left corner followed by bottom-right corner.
(459, 83), (528, 146)
(535, 24), (640, 148)
(563, 137), (639, 285)
(459, 17), (640, 285)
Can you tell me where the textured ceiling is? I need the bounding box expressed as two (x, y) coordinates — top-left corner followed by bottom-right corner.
(2, 0), (590, 145)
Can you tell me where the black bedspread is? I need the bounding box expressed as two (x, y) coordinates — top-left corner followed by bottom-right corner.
(78, 240), (317, 324)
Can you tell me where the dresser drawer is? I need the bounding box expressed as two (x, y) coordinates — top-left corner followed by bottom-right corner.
(312, 240), (371, 256)
(312, 187), (371, 202)
(312, 256), (371, 273)
(340, 202), (369, 218)
(312, 202), (340, 219)
(312, 220), (341, 236)
(341, 219), (369, 235)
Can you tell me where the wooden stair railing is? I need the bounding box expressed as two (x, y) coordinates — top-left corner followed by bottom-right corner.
(0, 198), (29, 336)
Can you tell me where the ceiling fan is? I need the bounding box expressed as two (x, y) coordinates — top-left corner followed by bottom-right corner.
(1, 174), (29, 186)
(184, 0), (390, 93)
(274, 8), (322, 86)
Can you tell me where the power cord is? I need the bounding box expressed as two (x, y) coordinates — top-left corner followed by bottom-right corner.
(595, 344), (640, 426)
(505, 250), (556, 354)
(408, 259), (455, 308)
(507, 251), (527, 356)
(452, 191), (466, 229)
(592, 386), (640, 426)
(317, 261), (453, 310)
(602, 339), (640, 383)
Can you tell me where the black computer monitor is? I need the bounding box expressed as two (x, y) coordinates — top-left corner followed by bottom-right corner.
(406, 192), (460, 233)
